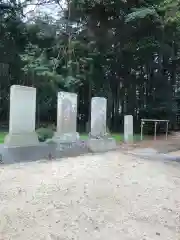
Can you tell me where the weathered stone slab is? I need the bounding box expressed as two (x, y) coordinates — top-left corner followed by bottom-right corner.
(91, 97), (107, 137)
(4, 85), (39, 147)
(87, 137), (116, 153)
(55, 140), (88, 157)
(124, 115), (133, 143)
(53, 132), (79, 143)
(53, 91), (79, 143)
(88, 97), (117, 152)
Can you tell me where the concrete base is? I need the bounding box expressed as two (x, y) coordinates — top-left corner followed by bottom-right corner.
(55, 140), (88, 156)
(4, 132), (39, 147)
(0, 140), (89, 165)
(52, 132), (80, 143)
(87, 137), (117, 153)
(124, 134), (134, 144)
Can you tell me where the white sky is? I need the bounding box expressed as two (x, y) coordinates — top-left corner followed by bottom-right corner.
(23, 0), (66, 20)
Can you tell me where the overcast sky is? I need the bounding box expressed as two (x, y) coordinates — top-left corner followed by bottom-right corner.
(23, 0), (66, 20)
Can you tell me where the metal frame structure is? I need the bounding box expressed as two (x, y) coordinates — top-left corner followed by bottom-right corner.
(141, 119), (169, 141)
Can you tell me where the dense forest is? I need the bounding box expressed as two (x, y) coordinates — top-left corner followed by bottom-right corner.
(1, 0), (180, 133)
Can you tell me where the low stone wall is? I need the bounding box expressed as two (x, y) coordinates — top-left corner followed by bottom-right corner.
(0, 140), (89, 164)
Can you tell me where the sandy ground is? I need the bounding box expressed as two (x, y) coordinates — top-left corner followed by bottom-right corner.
(0, 151), (180, 240)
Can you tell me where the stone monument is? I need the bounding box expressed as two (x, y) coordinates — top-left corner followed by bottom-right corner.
(53, 91), (79, 143)
(124, 115), (133, 143)
(4, 85), (39, 147)
(87, 97), (116, 152)
(90, 97), (106, 137)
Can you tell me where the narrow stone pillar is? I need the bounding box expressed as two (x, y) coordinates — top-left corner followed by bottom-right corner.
(53, 91), (79, 143)
(88, 97), (116, 152)
(124, 115), (133, 143)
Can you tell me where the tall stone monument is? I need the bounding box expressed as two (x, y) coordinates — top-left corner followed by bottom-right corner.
(53, 91), (79, 143)
(87, 97), (116, 152)
(4, 85), (39, 147)
(124, 115), (133, 143)
(91, 97), (107, 137)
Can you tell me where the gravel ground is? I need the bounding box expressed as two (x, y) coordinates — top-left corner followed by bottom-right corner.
(0, 151), (180, 240)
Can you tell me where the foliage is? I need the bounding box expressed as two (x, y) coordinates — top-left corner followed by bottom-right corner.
(1, 0), (180, 132)
(125, 8), (159, 23)
(36, 127), (54, 142)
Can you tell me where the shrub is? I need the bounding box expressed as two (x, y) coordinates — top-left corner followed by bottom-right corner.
(36, 127), (54, 142)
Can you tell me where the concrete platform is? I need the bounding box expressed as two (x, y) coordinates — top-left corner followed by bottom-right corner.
(0, 140), (89, 165)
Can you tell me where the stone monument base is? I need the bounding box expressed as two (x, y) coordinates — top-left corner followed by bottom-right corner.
(124, 135), (134, 144)
(52, 132), (80, 143)
(0, 140), (89, 164)
(4, 132), (39, 147)
(87, 137), (117, 153)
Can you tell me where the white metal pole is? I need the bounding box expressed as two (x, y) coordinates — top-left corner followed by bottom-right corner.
(166, 121), (169, 140)
(154, 122), (157, 140)
(141, 121), (143, 141)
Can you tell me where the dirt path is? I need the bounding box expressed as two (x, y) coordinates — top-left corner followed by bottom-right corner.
(0, 152), (180, 240)
(122, 133), (180, 153)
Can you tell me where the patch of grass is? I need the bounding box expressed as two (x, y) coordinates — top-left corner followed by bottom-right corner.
(111, 134), (124, 142)
(80, 133), (133, 142)
(80, 134), (89, 140)
(0, 132), (145, 144)
(80, 133), (144, 142)
(0, 132), (7, 143)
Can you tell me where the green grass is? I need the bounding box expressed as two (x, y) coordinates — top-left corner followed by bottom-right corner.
(0, 132), (7, 143)
(0, 132), (143, 144)
(111, 134), (124, 142)
(80, 133), (142, 142)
